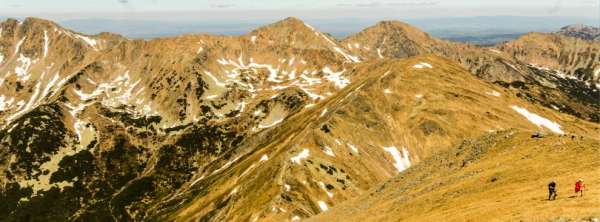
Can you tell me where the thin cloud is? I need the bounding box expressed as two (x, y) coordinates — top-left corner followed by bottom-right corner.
(337, 1), (438, 8)
(210, 3), (235, 9)
(356, 2), (382, 7)
(386, 1), (438, 7)
(336, 3), (353, 7)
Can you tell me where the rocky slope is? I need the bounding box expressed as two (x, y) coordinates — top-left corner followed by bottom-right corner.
(556, 24), (600, 41)
(0, 17), (598, 222)
(0, 17), (363, 221)
(497, 32), (600, 87)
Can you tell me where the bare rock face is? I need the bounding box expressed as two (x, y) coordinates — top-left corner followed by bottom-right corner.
(556, 24), (600, 41)
(0, 17), (598, 222)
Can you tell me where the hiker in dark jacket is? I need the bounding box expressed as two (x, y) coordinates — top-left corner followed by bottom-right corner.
(548, 181), (557, 200)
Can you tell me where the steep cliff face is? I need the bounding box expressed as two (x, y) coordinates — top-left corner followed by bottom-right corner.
(0, 17), (598, 222)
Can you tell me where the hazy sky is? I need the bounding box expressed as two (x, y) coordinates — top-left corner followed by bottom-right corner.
(1, 0), (599, 20)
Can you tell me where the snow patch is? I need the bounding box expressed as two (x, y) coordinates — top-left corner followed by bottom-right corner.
(203, 71), (228, 88)
(291, 149), (310, 164)
(258, 117), (284, 129)
(251, 35), (257, 43)
(320, 108), (328, 117)
(383, 146), (411, 173)
(486, 90), (501, 97)
(14, 36), (26, 54)
(300, 87), (324, 101)
(318, 201), (329, 212)
(15, 54), (33, 81)
(347, 143), (359, 153)
(511, 105), (564, 134)
(319, 181), (334, 198)
(322, 146), (335, 157)
(322, 67), (350, 88)
(299, 74), (322, 86)
(413, 62), (433, 69)
(384, 89), (392, 94)
(0, 95), (15, 111)
(43, 30), (49, 58)
(335, 139), (342, 145)
(6, 74), (44, 123)
(333, 47), (361, 63)
(259, 154), (269, 162)
(377, 48), (384, 59)
(73, 33), (98, 50)
(205, 94), (219, 100)
(40, 73), (60, 102)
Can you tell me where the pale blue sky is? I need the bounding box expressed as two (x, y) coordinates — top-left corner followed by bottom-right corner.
(1, 0), (597, 41)
(1, 0), (598, 18)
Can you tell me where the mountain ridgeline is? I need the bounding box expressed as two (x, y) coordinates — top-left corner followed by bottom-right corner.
(0, 17), (598, 221)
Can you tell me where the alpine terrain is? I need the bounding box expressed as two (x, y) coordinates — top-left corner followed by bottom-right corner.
(0, 17), (598, 222)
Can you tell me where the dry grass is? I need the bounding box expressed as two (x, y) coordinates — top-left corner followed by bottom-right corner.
(169, 56), (600, 221)
(310, 131), (600, 222)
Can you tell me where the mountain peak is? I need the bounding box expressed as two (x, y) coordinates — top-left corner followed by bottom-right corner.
(342, 20), (433, 59)
(258, 16), (314, 32)
(343, 20), (431, 45)
(278, 16), (306, 25)
(22, 17), (59, 27)
(372, 20), (429, 39)
(0, 17), (61, 39)
(249, 16), (343, 50)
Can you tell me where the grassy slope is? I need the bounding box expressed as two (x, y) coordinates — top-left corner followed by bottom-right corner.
(309, 131), (600, 221)
(168, 56), (600, 221)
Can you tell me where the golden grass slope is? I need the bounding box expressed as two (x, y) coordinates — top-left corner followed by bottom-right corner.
(161, 56), (599, 221)
(310, 130), (600, 222)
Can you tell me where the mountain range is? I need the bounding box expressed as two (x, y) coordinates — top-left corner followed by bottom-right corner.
(0, 17), (598, 221)
(556, 24), (600, 41)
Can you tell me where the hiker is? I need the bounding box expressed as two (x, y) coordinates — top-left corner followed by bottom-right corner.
(548, 181), (557, 200)
(575, 179), (585, 197)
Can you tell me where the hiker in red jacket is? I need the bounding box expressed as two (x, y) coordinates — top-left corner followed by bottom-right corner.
(575, 179), (585, 197)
